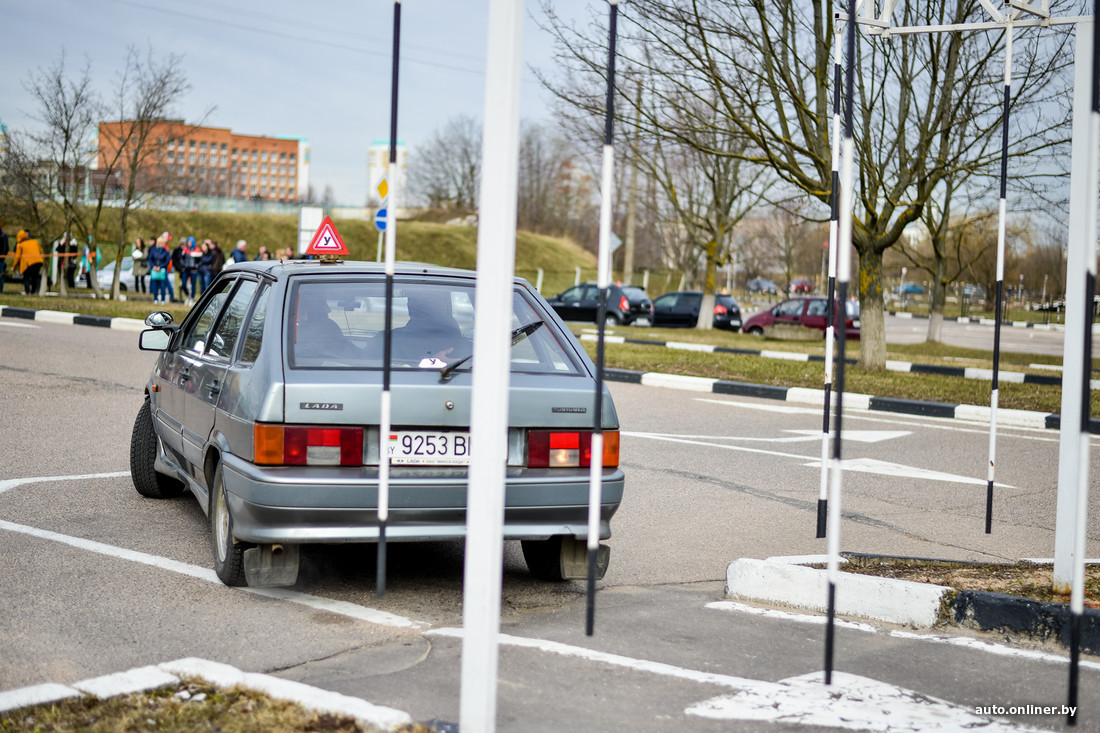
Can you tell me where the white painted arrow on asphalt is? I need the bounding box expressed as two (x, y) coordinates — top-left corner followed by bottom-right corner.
(802, 456), (1014, 488)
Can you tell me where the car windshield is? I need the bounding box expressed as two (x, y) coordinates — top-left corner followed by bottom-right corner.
(622, 286), (647, 301)
(287, 276), (582, 375)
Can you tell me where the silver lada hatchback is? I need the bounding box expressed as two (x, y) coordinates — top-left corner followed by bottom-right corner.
(130, 260), (624, 587)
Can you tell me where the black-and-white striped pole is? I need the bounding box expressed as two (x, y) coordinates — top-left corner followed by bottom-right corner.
(378, 0), (402, 597)
(818, 23), (843, 540)
(985, 21), (1014, 535)
(587, 0), (618, 638)
(825, 0), (856, 686)
(1067, 11), (1099, 725)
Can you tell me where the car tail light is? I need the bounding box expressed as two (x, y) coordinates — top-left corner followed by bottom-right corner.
(527, 430), (619, 468)
(254, 424), (364, 466)
(619, 295), (629, 311)
(714, 304), (727, 315)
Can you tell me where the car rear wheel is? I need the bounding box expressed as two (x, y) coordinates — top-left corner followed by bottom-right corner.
(129, 400), (185, 499)
(604, 313), (621, 326)
(521, 537), (568, 581)
(212, 466), (250, 586)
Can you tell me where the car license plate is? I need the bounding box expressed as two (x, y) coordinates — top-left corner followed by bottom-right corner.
(387, 431), (471, 465)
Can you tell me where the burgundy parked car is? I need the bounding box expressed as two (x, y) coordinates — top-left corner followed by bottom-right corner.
(741, 296), (860, 339)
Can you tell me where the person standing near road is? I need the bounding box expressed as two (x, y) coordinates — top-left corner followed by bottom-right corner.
(132, 238), (149, 294)
(209, 239), (225, 275)
(254, 245), (271, 261)
(179, 236), (201, 305)
(148, 235), (172, 304)
(230, 239), (248, 264)
(12, 230), (44, 295)
(197, 240), (215, 295)
(170, 236), (186, 303)
(0, 219), (9, 294)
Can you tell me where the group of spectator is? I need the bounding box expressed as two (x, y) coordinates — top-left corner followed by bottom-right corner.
(1, 223), (296, 303)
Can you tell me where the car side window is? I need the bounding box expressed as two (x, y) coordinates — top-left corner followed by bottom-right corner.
(239, 284), (270, 365)
(559, 286), (583, 303)
(806, 299), (828, 317)
(683, 293), (702, 308)
(180, 279), (234, 355)
(775, 299), (804, 316)
(208, 280), (258, 361)
(653, 293), (677, 309)
(582, 285), (600, 301)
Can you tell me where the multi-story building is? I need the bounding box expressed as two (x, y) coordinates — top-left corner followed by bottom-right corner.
(97, 120), (310, 202)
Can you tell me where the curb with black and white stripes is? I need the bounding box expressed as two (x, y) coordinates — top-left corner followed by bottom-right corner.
(582, 331), (1092, 389)
(603, 367), (1100, 434)
(0, 305), (145, 332)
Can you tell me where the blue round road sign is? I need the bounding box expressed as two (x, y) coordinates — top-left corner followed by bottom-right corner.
(374, 208), (387, 232)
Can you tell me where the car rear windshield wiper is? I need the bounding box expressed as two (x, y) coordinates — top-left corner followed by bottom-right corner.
(439, 319), (544, 380)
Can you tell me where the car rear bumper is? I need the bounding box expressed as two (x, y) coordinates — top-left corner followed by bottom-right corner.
(220, 452), (624, 543)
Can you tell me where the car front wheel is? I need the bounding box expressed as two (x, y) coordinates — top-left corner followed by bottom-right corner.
(129, 400), (185, 499)
(747, 326), (764, 336)
(212, 466), (250, 586)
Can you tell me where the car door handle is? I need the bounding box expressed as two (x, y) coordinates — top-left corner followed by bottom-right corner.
(179, 370), (191, 382)
(208, 380), (221, 397)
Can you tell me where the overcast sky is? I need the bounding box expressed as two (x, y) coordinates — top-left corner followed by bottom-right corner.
(1, 0), (599, 206)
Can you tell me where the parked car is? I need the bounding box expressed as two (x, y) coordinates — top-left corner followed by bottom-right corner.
(546, 282), (652, 325)
(895, 282), (924, 295)
(98, 256), (137, 292)
(651, 290), (742, 331)
(790, 278), (814, 294)
(961, 284), (987, 299)
(741, 296), (860, 339)
(130, 260), (624, 587)
(747, 277), (779, 295)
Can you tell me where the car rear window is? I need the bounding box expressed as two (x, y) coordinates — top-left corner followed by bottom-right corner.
(622, 286), (647, 301)
(287, 277), (583, 375)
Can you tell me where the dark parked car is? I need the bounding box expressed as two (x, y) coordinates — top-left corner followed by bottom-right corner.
(651, 291), (742, 331)
(747, 277), (779, 295)
(130, 260), (624, 587)
(741, 296), (860, 339)
(546, 282), (652, 325)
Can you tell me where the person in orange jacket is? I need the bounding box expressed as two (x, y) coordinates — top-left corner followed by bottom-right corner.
(12, 230), (44, 295)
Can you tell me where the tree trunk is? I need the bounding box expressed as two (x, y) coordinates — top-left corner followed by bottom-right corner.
(857, 247), (887, 370)
(926, 256), (947, 343)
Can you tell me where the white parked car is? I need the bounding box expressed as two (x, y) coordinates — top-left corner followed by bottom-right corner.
(97, 257), (138, 292)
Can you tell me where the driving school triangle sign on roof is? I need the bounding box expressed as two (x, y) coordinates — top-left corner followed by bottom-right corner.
(306, 216), (349, 256)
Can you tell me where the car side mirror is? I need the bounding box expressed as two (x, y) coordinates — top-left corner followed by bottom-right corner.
(145, 311), (174, 327)
(139, 328), (172, 351)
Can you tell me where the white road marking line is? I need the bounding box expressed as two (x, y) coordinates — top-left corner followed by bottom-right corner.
(784, 429), (911, 443)
(706, 601), (877, 633)
(890, 631), (1100, 671)
(428, 628), (1044, 731)
(621, 430), (909, 445)
(686, 671), (1045, 732)
(694, 396), (1071, 442)
(0, 471), (131, 494)
(0, 321), (40, 329)
(625, 432), (1007, 486)
(0, 520), (424, 629)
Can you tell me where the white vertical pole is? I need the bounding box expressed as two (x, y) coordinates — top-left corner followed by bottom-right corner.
(459, 0), (524, 729)
(1054, 20), (1096, 596)
(1066, 14), (1098, 725)
(818, 22), (843, 540)
(825, 0), (857, 686)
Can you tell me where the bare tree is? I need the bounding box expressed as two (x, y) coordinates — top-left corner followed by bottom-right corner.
(408, 115), (481, 211)
(96, 45), (196, 299)
(537, 0), (1072, 368)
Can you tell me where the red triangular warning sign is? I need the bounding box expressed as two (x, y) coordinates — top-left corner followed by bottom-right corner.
(305, 216), (349, 256)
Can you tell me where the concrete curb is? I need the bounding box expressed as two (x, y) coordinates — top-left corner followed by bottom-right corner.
(726, 556), (1100, 652)
(0, 305), (145, 332)
(604, 368), (1097, 433)
(725, 557), (952, 628)
(0, 657), (412, 731)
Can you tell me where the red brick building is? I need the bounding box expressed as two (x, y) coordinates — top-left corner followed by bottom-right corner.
(97, 120), (310, 202)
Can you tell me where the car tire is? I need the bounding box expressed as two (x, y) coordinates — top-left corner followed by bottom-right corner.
(747, 326), (764, 336)
(211, 465), (250, 586)
(604, 313), (621, 327)
(521, 537), (568, 581)
(129, 400), (185, 499)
